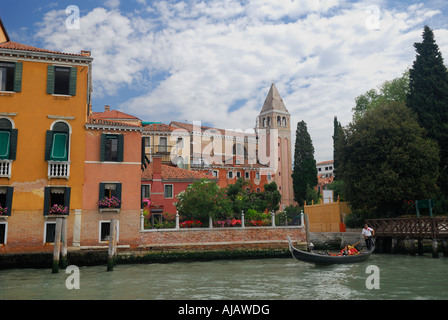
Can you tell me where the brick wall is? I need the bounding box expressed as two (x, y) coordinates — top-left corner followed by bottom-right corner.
(138, 226), (305, 251)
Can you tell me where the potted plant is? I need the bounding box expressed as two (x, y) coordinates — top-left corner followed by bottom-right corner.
(0, 205), (8, 216)
(98, 196), (121, 212)
(49, 204), (68, 215)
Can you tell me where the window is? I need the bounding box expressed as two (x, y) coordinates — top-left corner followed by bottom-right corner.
(212, 170), (219, 178)
(245, 171), (250, 179)
(100, 134), (124, 162)
(47, 65), (77, 96)
(164, 184), (173, 198)
(143, 137), (150, 147)
(0, 61), (22, 92)
(43, 187), (71, 215)
(0, 119), (17, 161)
(236, 171), (241, 178)
(0, 222), (7, 244)
(228, 171), (233, 179)
(255, 172), (260, 180)
(141, 184), (150, 208)
(0, 187), (14, 217)
(159, 137), (168, 153)
(45, 122), (70, 162)
(100, 220), (119, 242)
(44, 222), (56, 244)
(99, 183), (122, 208)
(177, 137), (184, 148)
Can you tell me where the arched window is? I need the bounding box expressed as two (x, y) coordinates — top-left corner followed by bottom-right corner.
(282, 117), (287, 127)
(0, 118), (17, 160)
(46, 121), (70, 161)
(262, 118), (266, 128)
(277, 116), (281, 126)
(267, 116), (271, 127)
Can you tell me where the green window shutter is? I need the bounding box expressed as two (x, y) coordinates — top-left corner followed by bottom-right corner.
(49, 133), (68, 161)
(69, 67), (77, 96)
(0, 131), (10, 159)
(100, 134), (106, 161)
(117, 134), (124, 162)
(99, 183), (106, 201)
(13, 62), (23, 92)
(5, 187), (13, 216)
(64, 187), (71, 214)
(46, 65), (55, 94)
(45, 130), (53, 161)
(114, 183), (122, 208)
(9, 129), (17, 160)
(43, 187), (51, 216)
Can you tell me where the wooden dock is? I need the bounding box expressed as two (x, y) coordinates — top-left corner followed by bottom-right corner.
(365, 217), (448, 258)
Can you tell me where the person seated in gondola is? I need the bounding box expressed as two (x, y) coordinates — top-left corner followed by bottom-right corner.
(339, 245), (359, 256)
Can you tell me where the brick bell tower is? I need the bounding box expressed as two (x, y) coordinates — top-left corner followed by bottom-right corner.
(256, 83), (294, 208)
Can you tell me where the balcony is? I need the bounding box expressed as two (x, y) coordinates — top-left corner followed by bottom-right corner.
(48, 161), (70, 179)
(0, 160), (12, 178)
(146, 145), (173, 164)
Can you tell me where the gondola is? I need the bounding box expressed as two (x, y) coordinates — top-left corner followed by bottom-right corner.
(287, 236), (373, 265)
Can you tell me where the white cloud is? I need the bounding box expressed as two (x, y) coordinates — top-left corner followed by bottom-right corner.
(34, 0), (448, 162)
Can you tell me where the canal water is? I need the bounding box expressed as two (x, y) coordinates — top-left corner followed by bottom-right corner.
(0, 254), (447, 300)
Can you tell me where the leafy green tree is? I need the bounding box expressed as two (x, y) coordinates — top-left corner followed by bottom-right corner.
(339, 102), (440, 216)
(175, 179), (232, 222)
(352, 70), (409, 121)
(332, 116), (344, 180)
(407, 25), (448, 194)
(262, 181), (282, 212)
(292, 121), (318, 206)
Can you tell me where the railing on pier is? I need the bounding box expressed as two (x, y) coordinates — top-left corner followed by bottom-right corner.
(366, 217), (448, 239)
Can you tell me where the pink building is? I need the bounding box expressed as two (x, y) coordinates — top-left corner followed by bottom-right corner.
(141, 156), (217, 218)
(81, 116), (143, 248)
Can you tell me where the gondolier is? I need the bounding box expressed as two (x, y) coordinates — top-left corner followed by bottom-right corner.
(362, 224), (375, 251)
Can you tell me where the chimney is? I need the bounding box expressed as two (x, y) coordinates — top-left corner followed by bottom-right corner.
(153, 155), (162, 176)
(104, 105), (110, 112)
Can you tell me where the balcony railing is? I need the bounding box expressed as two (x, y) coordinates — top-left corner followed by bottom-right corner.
(0, 160), (12, 178)
(145, 145), (173, 164)
(48, 161), (70, 179)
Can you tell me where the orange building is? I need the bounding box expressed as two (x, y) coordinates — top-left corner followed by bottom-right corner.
(82, 116), (143, 248)
(0, 20), (93, 252)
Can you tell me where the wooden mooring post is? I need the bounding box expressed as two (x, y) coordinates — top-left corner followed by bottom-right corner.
(107, 219), (118, 271)
(61, 218), (68, 269)
(52, 218), (63, 273)
(304, 214), (311, 251)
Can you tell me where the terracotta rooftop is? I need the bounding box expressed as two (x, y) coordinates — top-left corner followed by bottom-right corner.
(170, 121), (256, 138)
(0, 41), (91, 57)
(86, 116), (142, 128)
(144, 123), (174, 132)
(92, 110), (140, 120)
(142, 163), (217, 182)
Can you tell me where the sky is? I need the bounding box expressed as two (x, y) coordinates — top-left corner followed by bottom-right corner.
(2, 0), (448, 162)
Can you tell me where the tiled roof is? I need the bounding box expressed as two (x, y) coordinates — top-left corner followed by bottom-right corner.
(86, 116), (142, 128)
(170, 121), (256, 138)
(144, 123), (174, 132)
(0, 41), (90, 57)
(142, 163), (217, 182)
(92, 110), (140, 120)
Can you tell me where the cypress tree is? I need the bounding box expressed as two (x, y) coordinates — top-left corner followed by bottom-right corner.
(292, 121), (317, 206)
(407, 25), (448, 193)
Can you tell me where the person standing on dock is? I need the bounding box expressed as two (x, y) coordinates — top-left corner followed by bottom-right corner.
(362, 224), (375, 251)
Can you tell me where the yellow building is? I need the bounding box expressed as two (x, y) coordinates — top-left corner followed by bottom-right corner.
(0, 20), (93, 252)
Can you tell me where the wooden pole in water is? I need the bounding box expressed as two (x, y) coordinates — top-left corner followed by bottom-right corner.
(60, 218), (68, 269)
(431, 239), (439, 258)
(107, 219), (117, 271)
(304, 214), (311, 251)
(52, 218), (63, 273)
